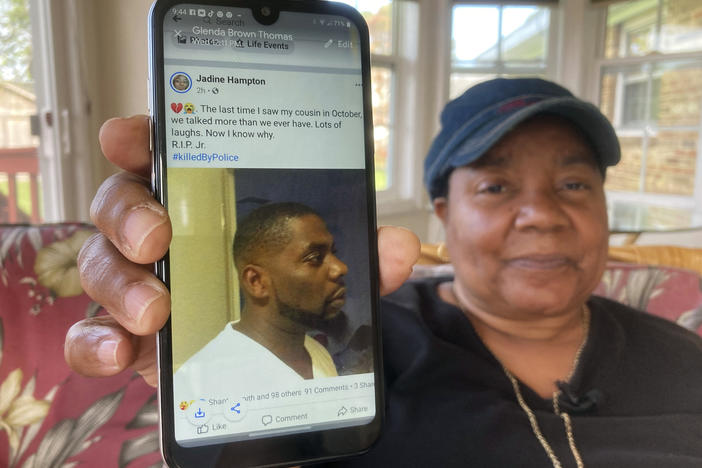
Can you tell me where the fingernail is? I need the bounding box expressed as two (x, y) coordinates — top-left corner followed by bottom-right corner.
(122, 205), (167, 257)
(97, 339), (119, 369)
(124, 282), (163, 324)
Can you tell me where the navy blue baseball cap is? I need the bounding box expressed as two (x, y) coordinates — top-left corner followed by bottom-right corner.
(424, 78), (621, 200)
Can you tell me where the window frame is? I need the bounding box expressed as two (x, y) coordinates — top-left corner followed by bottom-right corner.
(367, 0), (400, 200)
(591, 0), (702, 210)
(28, 0), (95, 223)
(448, 0), (558, 95)
(373, 0), (430, 214)
(377, 0), (564, 223)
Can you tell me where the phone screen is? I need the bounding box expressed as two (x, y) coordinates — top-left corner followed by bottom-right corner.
(150, 0), (379, 461)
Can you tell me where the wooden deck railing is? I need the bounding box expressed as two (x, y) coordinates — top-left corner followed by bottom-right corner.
(0, 147), (40, 223)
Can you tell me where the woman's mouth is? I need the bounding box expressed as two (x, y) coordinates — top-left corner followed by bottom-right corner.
(506, 254), (575, 270)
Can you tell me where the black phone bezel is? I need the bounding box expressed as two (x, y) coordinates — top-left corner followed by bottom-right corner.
(148, 1), (382, 466)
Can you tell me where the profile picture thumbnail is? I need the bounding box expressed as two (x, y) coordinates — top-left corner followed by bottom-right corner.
(170, 72), (192, 93)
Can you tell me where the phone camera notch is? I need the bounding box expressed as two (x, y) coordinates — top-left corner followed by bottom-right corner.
(252, 5), (279, 25)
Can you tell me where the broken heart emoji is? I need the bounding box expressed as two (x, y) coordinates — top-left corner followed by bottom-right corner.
(171, 103), (183, 113)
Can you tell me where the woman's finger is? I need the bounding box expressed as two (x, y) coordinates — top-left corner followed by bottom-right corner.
(378, 226), (420, 296)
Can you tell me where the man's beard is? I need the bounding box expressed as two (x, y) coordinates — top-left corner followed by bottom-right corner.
(276, 297), (346, 333)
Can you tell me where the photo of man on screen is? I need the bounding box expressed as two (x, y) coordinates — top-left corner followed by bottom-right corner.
(175, 202), (347, 382)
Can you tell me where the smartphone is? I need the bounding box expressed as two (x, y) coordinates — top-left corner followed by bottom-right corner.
(148, 1), (380, 466)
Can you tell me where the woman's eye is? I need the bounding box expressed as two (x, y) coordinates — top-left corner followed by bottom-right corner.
(563, 181), (587, 191)
(480, 184), (506, 194)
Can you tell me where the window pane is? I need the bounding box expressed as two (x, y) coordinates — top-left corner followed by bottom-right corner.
(604, 0), (657, 59)
(601, 61), (702, 128)
(601, 64), (652, 128)
(608, 201), (694, 231)
(600, 60), (702, 196)
(338, 0), (393, 55)
(501, 6), (549, 62)
(0, 0), (42, 223)
(602, 1), (702, 200)
(337, 0), (394, 192)
(452, 6), (500, 65)
(450, 3), (551, 98)
(605, 136), (644, 193)
(605, 0), (702, 58)
(371, 67), (392, 191)
(623, 79), (653, 126)
(645, 131), (697, 195)
(656, 62), (702, 127)
(660, 0), (702, 54)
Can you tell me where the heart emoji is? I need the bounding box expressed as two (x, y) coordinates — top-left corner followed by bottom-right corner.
(171, 103), (183, 113)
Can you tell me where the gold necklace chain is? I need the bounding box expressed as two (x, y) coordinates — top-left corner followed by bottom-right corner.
(502, 306), (590, 468)
(448, 284), (590, 468)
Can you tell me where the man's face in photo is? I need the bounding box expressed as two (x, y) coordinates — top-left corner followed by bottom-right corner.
(266, 214), (348, 328)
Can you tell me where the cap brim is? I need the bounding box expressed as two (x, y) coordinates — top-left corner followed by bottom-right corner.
(437, 97), (621, 189)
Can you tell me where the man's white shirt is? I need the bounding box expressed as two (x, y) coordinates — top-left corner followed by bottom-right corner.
(174, 323), (337, 399)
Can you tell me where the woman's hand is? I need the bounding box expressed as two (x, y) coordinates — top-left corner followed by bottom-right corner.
(64, 115), (420, 386)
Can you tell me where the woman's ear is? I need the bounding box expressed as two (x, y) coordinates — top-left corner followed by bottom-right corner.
(433, 197), (449, 226)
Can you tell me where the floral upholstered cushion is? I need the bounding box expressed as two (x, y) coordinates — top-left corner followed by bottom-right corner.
(412, 261), (702, 336)
(0, 224), (161, 468)
(594, 261), (702, 335)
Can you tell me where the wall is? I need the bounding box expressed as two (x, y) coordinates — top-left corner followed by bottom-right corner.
(169, 168), (238, 370)
(82, 0), (153, 184)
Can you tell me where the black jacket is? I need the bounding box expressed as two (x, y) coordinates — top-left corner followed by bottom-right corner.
(330, 277), (702, 468)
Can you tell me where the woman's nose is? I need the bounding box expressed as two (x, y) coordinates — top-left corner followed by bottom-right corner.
(513, 189), (570, 231)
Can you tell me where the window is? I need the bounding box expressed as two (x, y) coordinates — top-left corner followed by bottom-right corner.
(335, 0), (424, 215)
(598, 0), (702, 203)
(337, 0), (396, 191)
(449, 2), (555, 99)
(0, 0), (96, 224)
(0, 0), (42, 223)
(621, 78), (661, 127)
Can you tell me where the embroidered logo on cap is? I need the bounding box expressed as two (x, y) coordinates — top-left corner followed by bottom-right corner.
(497, 96), (544, 114)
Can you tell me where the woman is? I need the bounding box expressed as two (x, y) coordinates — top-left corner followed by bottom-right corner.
(67, 78), (702, 467)
(331, 79), (702, 467)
